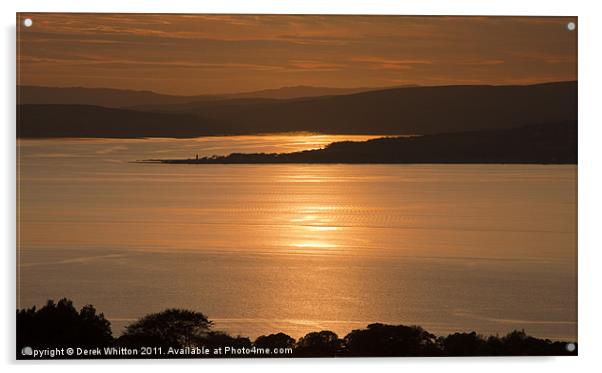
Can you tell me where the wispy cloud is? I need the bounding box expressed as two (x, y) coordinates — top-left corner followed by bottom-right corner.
(288, 60), (345, 71)
(352, 56), (433, 70)
(17, 13), (577, 94)
(457, 59), (505, 66)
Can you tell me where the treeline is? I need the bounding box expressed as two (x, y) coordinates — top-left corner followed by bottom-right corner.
(17, 299), (577, 359)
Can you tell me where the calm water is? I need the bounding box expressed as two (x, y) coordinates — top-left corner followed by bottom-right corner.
(17, 135), (577, 341)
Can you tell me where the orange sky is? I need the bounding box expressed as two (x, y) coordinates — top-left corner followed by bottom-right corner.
(17, 13), (577, 95)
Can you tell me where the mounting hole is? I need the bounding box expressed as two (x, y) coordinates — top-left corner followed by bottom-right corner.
(567, 22), (576, 31)
(566, 343), (576, 352)
(23, 18), (33, 28)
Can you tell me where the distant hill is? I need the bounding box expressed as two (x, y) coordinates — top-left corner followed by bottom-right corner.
(17, 105), (227, 138)
(151, 121), (577, 164)
(17, 84), (393, 108)
(17, 82), (577, 138)
(221, 85), (413, 100)
(130, 81), (577, 135)
(126, 97), (285, 114)
(17, 86), (216, 108)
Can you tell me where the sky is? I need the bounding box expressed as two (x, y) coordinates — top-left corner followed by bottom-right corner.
(17, 13), (577, 95)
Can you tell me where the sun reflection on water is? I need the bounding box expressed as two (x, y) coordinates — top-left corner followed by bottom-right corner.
(287, 204), (342, 253)
(291, 242), (338, 249)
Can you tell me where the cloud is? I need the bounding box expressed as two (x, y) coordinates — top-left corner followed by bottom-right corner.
(351, 56), (433, 70)
(17, 13), (577, 94)
(288, 60), (345, 71)
(457, 59), (505, 66)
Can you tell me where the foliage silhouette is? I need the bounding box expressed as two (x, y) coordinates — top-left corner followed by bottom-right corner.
(202, 331), (252, 350)
(439, 332), (490, 356)
(116, 308), (212, 348)
(343, 323), (440, 357)
(17, 298), (113, 351)
(253, 332), (296, 350)
(295, 330), (342, 357)
(17, 299), (577, 359)
(492, 329), (571, 356)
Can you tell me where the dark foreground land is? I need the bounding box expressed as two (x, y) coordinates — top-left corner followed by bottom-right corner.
(17, 299), (577, 359)
(144, 121), (577, 165)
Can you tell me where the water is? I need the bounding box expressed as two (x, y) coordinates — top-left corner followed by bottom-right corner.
(17, 135), (577, 341)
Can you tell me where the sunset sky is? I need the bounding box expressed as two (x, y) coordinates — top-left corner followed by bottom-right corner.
(17, 13), (577, 95)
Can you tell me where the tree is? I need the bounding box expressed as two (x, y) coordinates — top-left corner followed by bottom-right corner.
(343, 323), (440, 357)
(203, 331), (252, 352)
(492, 330), (575, 356)
(295, 331), (342, 357)
(117, 309), (212, 348)
(253, 332), (296, 350)
(17, 298), (113, 351)
(440, 332), (489, 356)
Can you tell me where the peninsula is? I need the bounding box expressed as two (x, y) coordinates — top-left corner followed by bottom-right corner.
(140, 121), (577, 165)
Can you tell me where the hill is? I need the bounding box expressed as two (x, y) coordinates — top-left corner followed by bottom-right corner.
(17, 84), (391, 108)
(17, 86), (216, 108)
(17, 105), (227, 138)
(219, 85), (400, 100)
(17, 82), (577, 138)
(131, 81), (578, 135)
(151, 121), (577, 164)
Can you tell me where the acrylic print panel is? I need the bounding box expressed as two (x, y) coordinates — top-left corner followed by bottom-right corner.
(16, 13), (577, 359)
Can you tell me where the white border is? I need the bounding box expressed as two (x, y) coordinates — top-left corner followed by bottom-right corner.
(3, 0), (602, 372)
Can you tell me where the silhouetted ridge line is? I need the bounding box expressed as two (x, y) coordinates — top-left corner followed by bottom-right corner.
(17, 84), (403, 108)
(145, 121), (577, 165)
(18, 81), (576, 138)
(128, 81), (577, 135)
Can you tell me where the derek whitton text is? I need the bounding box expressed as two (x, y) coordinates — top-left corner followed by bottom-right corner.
(21, 345), (294, 359)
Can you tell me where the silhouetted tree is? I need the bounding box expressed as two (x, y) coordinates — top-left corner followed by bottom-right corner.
(17, 299), (578, 359)
(295, 330), (342, 357)
(440, 332), (489, 356)
(343, 323), (440, 357)
(253, 332), (296, 350)
(17, 298), (113, 351)
(490, 330), (575, 356)
(117, 309), (212, 348)
(203, 331), (252, 351)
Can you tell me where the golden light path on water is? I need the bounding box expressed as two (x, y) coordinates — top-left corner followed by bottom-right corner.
(288, 205), (339, 253)
(17, 134), (577, 341)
